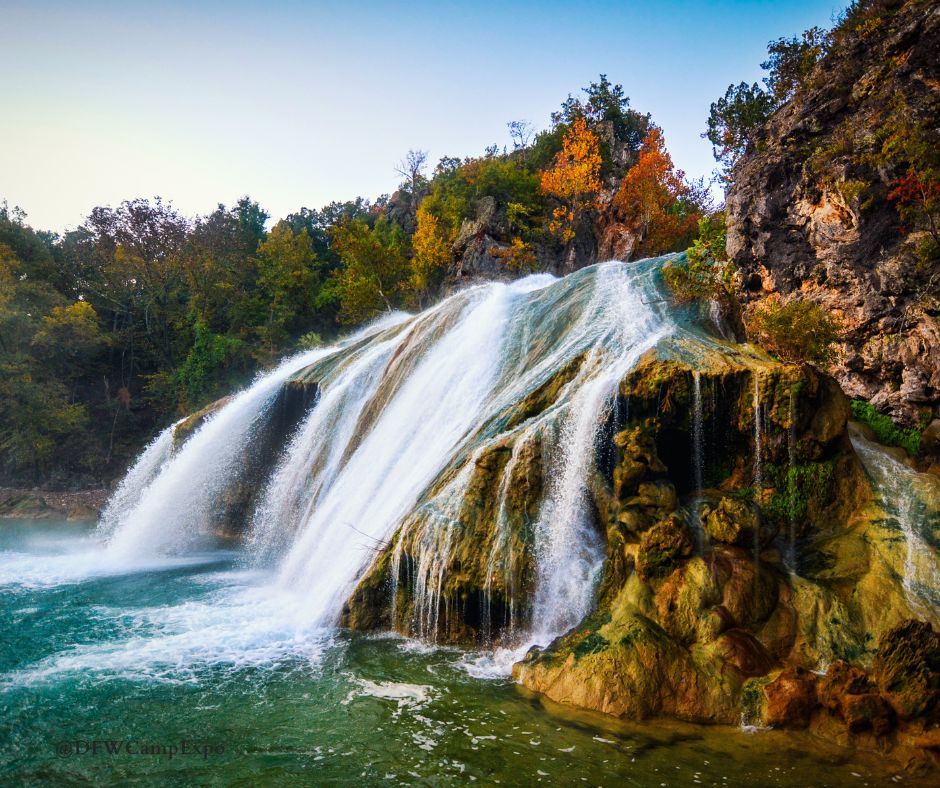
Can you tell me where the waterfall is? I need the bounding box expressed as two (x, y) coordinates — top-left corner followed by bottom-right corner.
(528, 264), (668, 643)
(787, 388), (798, 571)
(246, 330), (408, 566)
(851, 433), (940, 614)
(97, 422), (179, 539)
(272, 277), (552, 627)
(101, 348), (331, 560)
(690, 371), (706, 551)
(752, 375), (763, 562)
(97, 259), (673, 649)
(692, 371), (704, 495)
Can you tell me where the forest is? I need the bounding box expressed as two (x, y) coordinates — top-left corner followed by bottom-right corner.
(0, 77), (711, 486)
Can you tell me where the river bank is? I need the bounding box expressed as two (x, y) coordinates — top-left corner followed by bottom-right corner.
(0, 487), (108, 521)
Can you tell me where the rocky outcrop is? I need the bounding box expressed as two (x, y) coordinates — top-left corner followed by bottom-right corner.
(336, 320), (938, 753)
(510, 341), (938, 758)
(726, 0), (940, 427)
(0, 487), (107, 520)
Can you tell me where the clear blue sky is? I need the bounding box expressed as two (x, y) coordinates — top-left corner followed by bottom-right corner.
(2, 0), (844, 231)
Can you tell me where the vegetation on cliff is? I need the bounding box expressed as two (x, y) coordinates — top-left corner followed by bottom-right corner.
(714, 0), (939, 441)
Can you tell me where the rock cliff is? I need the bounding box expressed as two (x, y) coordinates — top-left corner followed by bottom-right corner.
(725, 0), (940, 427)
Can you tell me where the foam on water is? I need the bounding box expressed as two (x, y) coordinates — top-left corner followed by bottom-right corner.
(2, 573), (331, 689)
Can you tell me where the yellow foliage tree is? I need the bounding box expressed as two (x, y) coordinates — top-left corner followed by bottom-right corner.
(491, 237), (537, 271)
(410, 204), (451, 301)
(539, 117), (602, 242)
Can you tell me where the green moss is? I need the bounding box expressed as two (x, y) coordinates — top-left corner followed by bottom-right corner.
(762, 459), (836, 525)
(728, 486), (756, 503)
(573, 632), (610, 659)
(850, 399), (922, 455)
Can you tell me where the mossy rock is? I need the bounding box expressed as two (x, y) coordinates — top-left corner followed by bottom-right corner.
(873, 619), (940, 724)
(636, 513), (693, 582)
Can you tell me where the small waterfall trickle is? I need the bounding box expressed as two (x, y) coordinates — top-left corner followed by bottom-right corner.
(752, 375), (763, 563)
(691, 371), (706, 550)
(786, 387), (799, 572)
(482, 441), (529, 642)
(852, 433), (940, 614)
(692, 371), (705, 495)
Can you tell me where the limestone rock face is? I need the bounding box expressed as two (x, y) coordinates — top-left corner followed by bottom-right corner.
(513, 340), (937, 741)
(725, 0), (940, 426)
(332, 323), (937, 753)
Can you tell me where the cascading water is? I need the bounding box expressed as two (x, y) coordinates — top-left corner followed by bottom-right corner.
(690, 370), (706, 551)
(270, 278), (549, 626)
(91, 260), (670, 654)
(100, 348), (332, 560)
(752, 374), (763, 562)
(851, 432), (940, 613)
(692, 371), (704, 495)
(96, 421), (179, 538)
(786, 388), (799, 571)
(247, 324), (410, 566)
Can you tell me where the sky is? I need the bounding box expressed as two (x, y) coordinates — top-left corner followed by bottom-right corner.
(1, 0), (845, 232)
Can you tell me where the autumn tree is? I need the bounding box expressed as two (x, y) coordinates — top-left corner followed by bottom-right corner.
(540, 117), (602, 243)
(613, 128), (701, 257)
(551, 75), (652, 164)
(410, 204), (451, 303)
(255, 222), (322, 347)
(331, 216), (411, 324)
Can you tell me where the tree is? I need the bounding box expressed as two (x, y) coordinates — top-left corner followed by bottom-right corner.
(705, 82), (774, 173)
(31, 301), (106, 378)
(662, 215), (735, 306)
(255, 222), (322, 347)
(396, 149), (429, 219)
(551, 74), (651, 154)
(330, 216), (411, 323)
(613, 128), (701, 256)
(410, 204), (451, 302)
(540, 117), (602, 243)
(747, 296), (842, 365)
(507, 120), (534, 152)
(762, 27), (830, 105)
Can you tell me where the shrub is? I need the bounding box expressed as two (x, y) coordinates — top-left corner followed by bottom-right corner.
(746, 296), (841, 365)
(297, 331), (324, 350)
(663, 215), (734, 304)
(850, 399), (922, 455)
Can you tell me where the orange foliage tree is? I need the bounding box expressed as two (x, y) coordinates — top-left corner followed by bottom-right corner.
(614, 128), (700, 257)
(539, 117), (602, 242)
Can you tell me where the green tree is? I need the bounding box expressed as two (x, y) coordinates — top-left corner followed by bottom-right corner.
(255, 222), (322, 347)
(761, 27), (830, 104)
(331, 216), (411, 324)
(705, 82), (774, 173)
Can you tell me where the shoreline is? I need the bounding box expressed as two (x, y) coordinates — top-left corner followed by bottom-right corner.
(0, 487), (108, 521)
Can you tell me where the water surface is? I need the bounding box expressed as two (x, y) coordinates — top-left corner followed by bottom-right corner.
(0, 519), (921, 786)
